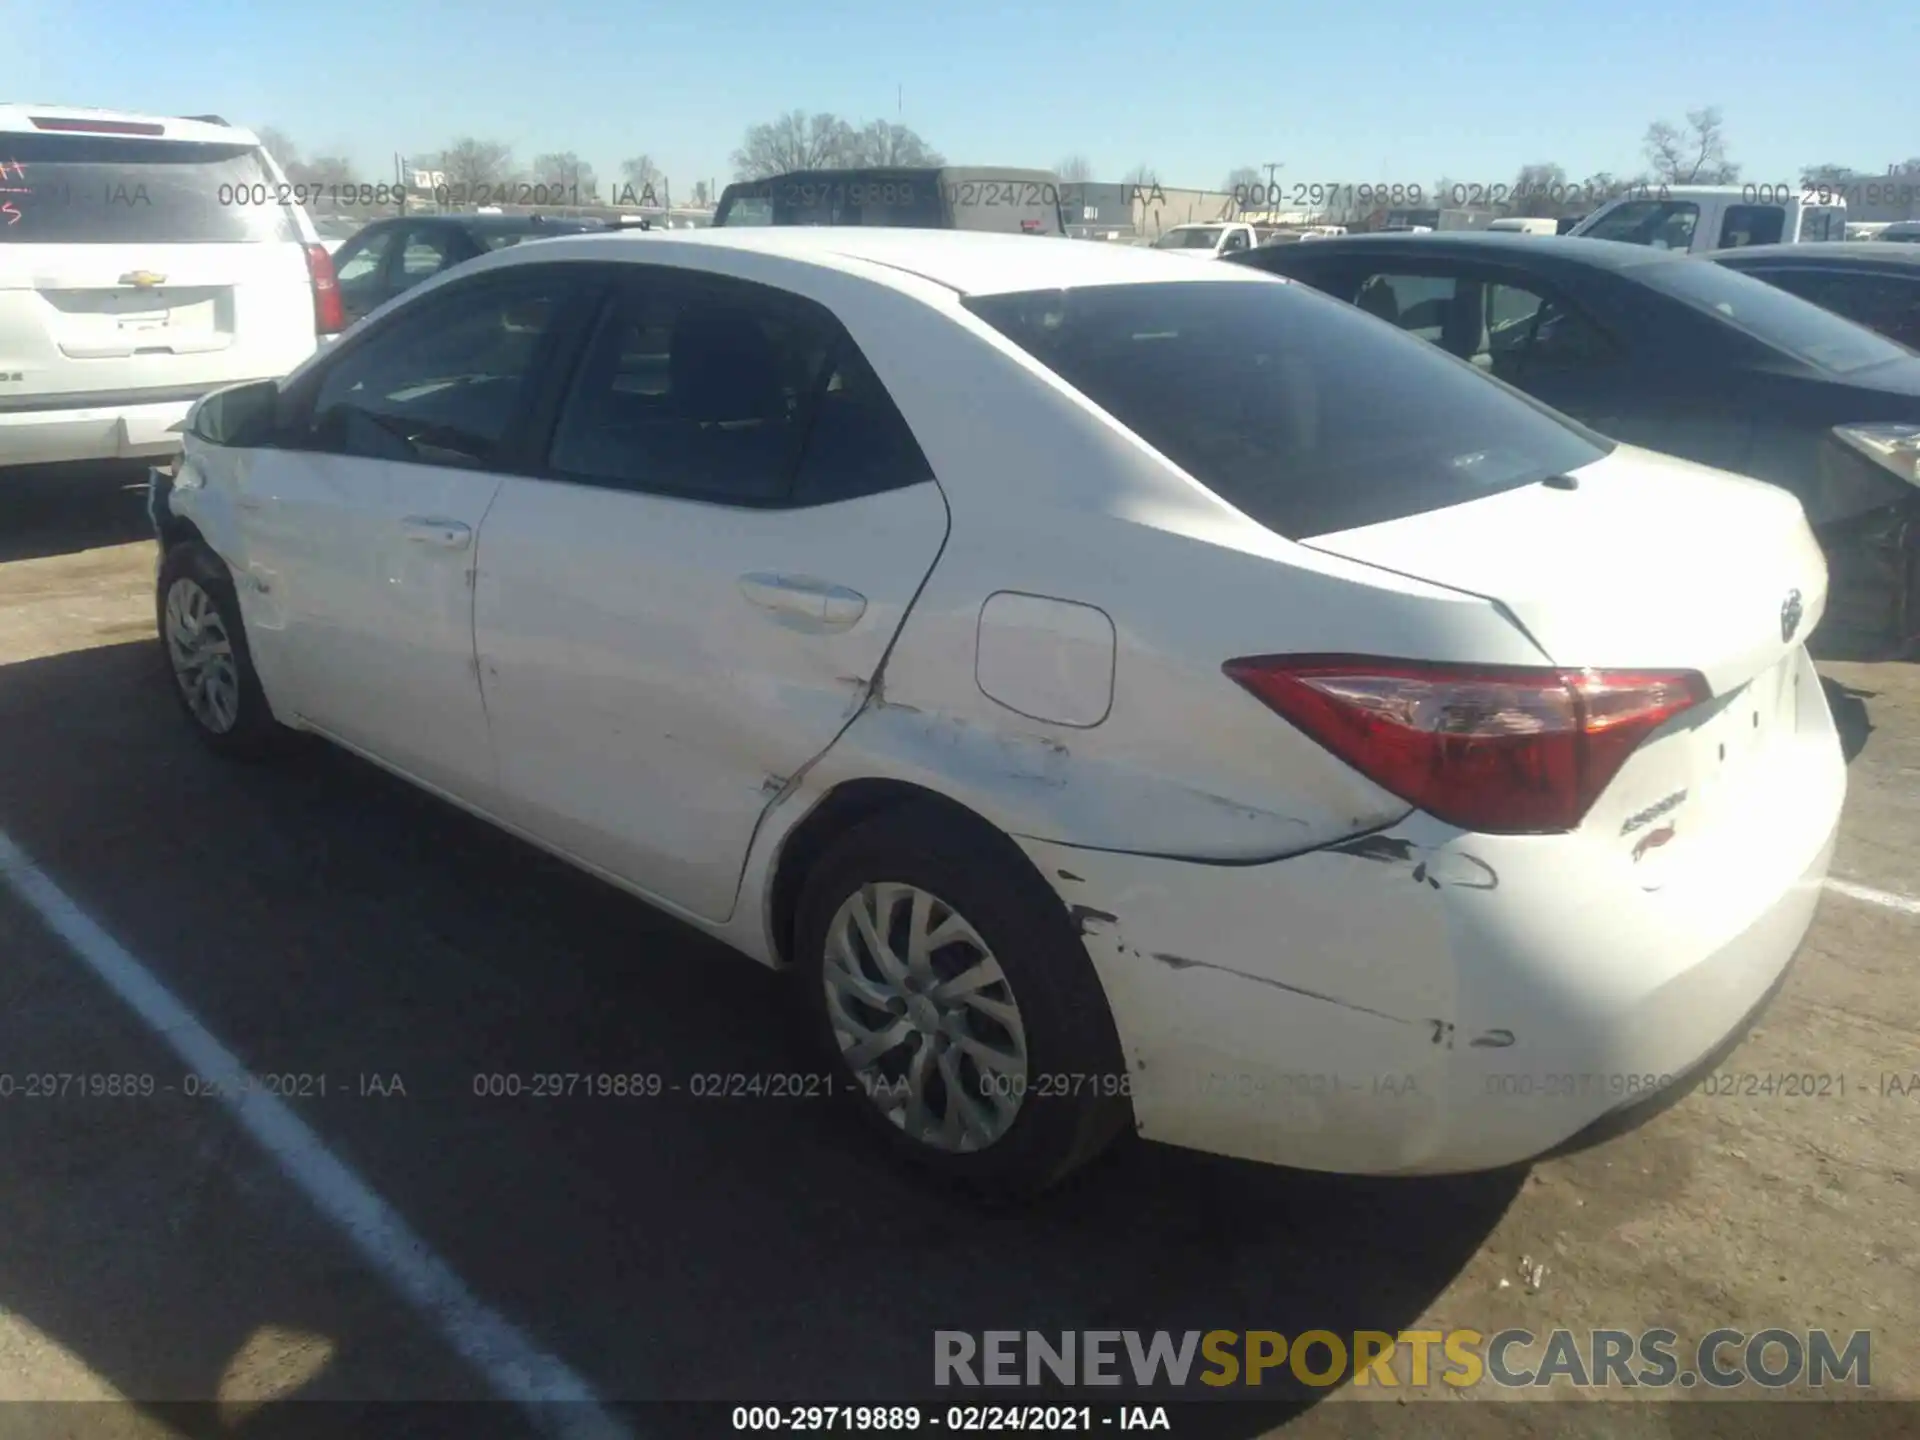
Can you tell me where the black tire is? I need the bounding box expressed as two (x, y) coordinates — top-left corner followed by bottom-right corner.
(795, 803), (1133, 1199)
(156, 540), (292, 759)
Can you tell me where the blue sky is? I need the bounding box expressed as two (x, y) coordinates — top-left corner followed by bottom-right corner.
(12, 0), (1910, 194)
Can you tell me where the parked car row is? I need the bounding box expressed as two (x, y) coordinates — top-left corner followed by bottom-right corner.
(1226, 232), (1920, 655)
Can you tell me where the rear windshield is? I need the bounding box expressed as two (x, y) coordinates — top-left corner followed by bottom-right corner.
(0, 134), (298, 243)
(963, 280), (1610, 537)
(1629, 256), (1913, 376)
(715, 172), (1065, 234)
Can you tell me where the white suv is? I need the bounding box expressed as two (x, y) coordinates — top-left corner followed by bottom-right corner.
(0, 105), (341, 470)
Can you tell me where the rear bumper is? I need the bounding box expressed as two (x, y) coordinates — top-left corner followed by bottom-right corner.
(1015, 650), (1847, 1175)
(0, 385), (272, 468)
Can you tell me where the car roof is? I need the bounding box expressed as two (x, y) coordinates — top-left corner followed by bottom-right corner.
(1706, 242), (1920, 268)
(490, 226), (1266, 297)
(0, 103), (259, 147)
(1247, 230), (1683, 272)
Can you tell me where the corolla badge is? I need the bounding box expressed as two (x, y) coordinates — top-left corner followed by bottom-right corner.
(1781, 588), (1804, 643)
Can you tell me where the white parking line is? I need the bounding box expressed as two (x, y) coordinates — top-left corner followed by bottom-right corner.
(0, 827), (633, 1440)
(1825, 877), (1920, 918)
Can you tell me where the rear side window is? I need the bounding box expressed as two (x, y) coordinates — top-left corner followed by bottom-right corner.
(1718, 205), (1785, 248)
(0, 134), (298, 243)
(1631, 257), (1913, 375)
(548, 271), (840, 503)
(963, 280), (1610, 537)
(1749, 269), (1920, 350)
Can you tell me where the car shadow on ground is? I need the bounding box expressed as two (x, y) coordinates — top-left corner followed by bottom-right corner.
(0, 462), (157, 565)
(0, 639), (1526, 1436)
(1820, 676), (1876, 762)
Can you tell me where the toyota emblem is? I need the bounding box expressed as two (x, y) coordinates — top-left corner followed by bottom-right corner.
(1781, 588), (1804, 643)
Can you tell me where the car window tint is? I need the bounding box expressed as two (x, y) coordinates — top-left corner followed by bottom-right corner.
(394, 229), (454, 292)
(789, 337), (935, 505)
(964, 280), (1609, 538)
(1751, 269), (1920, 350)
(334, 229), (394, 316)
(307, 276), (568, 468)
(1631, 256), (1912, 375)
(1355, 272), (1456, 341)
(1482, 281), (1615, 377)
(1718, 205), (1786, 248)
(548, 272), (838, 502)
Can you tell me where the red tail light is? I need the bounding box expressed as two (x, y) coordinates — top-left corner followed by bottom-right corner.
(1222, 655), (1709, 834)
(305, 243), (344, 335)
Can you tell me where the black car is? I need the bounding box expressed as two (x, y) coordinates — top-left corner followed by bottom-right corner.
(1227, 232), (1920, 655)
(330, 214), (622, 325)
(1707, 242), (1920, 350)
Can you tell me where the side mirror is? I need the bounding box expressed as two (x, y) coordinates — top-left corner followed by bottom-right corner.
(188, 379), (282, 448)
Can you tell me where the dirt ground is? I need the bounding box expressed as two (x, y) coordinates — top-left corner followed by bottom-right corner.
(0, 465), (1913, 1439)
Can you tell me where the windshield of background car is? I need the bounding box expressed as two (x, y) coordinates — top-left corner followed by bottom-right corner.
(0, 134), (299, 243)
(1154, 228), (1221, 250)
(963, 280), (1611, 537)
(1630, 256), (1914, 376)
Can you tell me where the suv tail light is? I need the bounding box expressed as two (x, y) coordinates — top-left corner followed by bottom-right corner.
(305, 243), (344, 335)
(1222, 656), (1709, 834)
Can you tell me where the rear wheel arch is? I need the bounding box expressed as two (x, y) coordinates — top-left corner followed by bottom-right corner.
(768, 779), (1071, 971)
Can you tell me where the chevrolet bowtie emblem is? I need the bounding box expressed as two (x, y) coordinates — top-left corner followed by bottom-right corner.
(120, 271), (166, 288)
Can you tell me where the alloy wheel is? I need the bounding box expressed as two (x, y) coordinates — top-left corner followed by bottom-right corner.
(164, 578), (241, 734)
(822, 881), (1030, 1152)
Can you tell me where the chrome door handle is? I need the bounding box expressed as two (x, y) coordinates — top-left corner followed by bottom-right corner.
(738, 573), (868, 632)
(401, 516), (472, 550)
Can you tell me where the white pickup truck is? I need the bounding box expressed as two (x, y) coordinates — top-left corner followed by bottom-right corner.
(1148, 222), (1260, 258)
(1569, 184), (1847, 254)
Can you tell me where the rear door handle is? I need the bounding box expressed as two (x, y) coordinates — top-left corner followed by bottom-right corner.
(401, 516), (472, 550)
(738, 573), (868, 632)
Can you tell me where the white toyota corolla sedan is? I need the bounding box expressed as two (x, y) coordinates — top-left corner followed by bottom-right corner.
(150, 227), (1846, 1196)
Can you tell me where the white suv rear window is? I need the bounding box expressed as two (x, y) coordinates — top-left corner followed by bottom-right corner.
(0, 134), (298, 244)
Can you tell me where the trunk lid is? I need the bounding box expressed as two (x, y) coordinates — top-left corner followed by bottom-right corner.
(1301, 444), (1835, 868)
(1299, 443), (1829, 697)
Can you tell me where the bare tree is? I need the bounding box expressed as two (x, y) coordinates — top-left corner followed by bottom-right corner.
(531, 151), (598, 199)
(615, 155), (663, 205)
(1122, 163), (1160, 188)
(1511, 161), (1568, 216)
(690, 179), (712, 207)
(256, 126), (300, 170)
(846, 119), (943, 168)
(1643, 107), (1739, 185)
(1055, 154), (1094, 184)
(730, 111), (857, 178)
(438, 138), (515, 191)
(294, 155), (357, 187)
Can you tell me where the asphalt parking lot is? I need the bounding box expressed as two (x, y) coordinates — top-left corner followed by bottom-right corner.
(0, 465), (1915, 1439)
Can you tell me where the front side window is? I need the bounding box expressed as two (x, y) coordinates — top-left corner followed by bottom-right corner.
(0, 134), (298, 243)
(306, 274), (573, 468)
(548, 272), (840, 503)
(964, 280), (1609, 538)
(1582, 200), (1701, 251)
